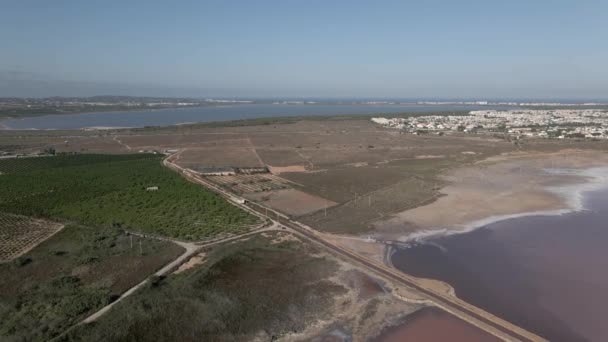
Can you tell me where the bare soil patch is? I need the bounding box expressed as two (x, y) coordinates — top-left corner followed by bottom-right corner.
(245, 188), (337, 216)
(257, 149), (310, 166)
(207, 173), (292, 194)
(177, 146), (264, 168)
(268, 164), (307, 174)
(173, 252), (206, 274)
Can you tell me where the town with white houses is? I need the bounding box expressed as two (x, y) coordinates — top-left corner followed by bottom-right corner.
(372, 109), (608, 139)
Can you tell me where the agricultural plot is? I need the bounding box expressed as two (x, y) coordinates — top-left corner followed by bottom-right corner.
(0, 153), (153, 174)
(245, 189), (337, 216)
(300, 177), (443, 234)
(0, 154), (260, 241)
(0, 212), (63, 262)
(176, 145), (264, 168)
(207, 173), (292, 194)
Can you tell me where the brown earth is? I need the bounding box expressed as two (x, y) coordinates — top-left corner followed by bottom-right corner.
(244, 188), (337, 216)
(268, 164), (307, 174)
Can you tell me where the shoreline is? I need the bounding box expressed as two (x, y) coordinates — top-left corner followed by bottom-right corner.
(400, 166), (608, 243)
(0, 103), (228, 123)
(0, 103), (507, 131)
(387, 166), (608, 342)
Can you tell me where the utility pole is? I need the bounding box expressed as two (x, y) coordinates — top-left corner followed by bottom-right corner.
(139, 239), (143, 256)
(130, 235), (133, 249)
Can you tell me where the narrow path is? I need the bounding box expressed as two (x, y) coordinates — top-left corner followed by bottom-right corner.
(112, 135), (132, 151)
(246, 135), (266, 167)
(81, 239), (197, 324)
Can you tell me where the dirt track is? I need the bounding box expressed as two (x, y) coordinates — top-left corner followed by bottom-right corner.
(80, 223), (279, 325)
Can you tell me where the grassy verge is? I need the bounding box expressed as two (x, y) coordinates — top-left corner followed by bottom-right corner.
(0, 224), (184, 342)
(60, 232), (345, 342)
(0, 154), (260, 240)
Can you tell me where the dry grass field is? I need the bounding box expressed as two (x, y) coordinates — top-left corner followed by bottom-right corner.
(176, 146), (263, 168)
(0, 212), (63, 262)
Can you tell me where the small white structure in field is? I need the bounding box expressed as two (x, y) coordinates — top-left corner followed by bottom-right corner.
(371, 117), (390, 125)
(146, 186), (159, 191)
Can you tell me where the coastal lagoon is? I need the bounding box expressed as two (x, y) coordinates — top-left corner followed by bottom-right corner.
(372, 307), (500, 342)
(0, 103), (511, 130)
(392, 187), (608, 341)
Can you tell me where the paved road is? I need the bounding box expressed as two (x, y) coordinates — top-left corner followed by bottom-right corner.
(166, 154), (545, 342)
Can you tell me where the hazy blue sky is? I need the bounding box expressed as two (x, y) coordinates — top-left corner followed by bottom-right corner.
(1, 0), (607, 99)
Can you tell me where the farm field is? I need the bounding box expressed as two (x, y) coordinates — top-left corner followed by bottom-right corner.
(0, 224), (184, 342)
(290, 157), (459, 233)
(4, 119), (608, 236)
(206, 173), (292, 194)
(59, 231), (419, 342)
(245, 189), (337, 216)
(176, 145), (264, 168)
(0, 153), (150, 174)
(0, 154), (260, 240)
(0, 212), (64, 262)
(0, 130), (125, 154)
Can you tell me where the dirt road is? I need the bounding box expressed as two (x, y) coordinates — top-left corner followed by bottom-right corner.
(80, 222), (279, 325)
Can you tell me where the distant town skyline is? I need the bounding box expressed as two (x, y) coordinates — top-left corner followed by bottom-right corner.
(2, 1), (607, 98)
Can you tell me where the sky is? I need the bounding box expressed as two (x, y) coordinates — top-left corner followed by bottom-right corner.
(1, 0), (607, 99)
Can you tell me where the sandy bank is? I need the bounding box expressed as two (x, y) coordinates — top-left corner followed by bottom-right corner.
(372, 149), (608, 241)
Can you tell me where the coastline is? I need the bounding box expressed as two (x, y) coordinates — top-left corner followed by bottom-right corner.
(371, 150), (608, 243)
(0, 103), (225, 122)
(402, 166), (608, 243)
(387, 175), (608, 342)
(0, 105), (221, 130)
